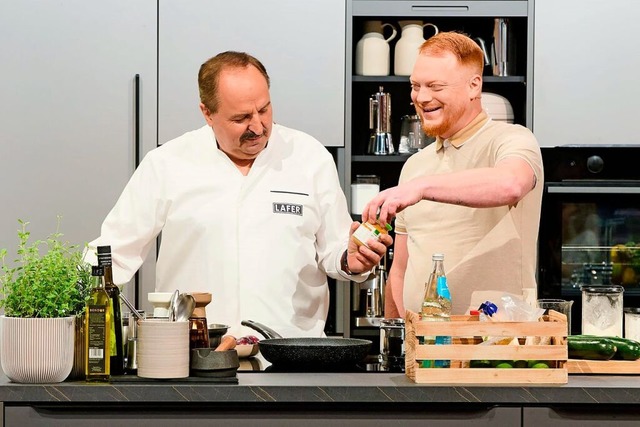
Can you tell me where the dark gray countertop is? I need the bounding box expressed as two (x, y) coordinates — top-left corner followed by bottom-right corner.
(1, 373), (640, 406)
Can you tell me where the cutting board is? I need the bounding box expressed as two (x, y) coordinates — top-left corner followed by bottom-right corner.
(566, 359), (640, 374)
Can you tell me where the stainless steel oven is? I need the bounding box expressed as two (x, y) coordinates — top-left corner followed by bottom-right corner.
(538, 146), (640, 334)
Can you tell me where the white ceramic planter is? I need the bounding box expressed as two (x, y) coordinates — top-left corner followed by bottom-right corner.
(0, 316), (75, 383)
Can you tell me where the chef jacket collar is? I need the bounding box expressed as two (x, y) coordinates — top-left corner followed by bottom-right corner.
(435, 110), (489, 152)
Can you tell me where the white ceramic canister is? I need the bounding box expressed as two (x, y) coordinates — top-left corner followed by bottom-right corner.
(394, 21), (439, 76)
(355, 21), (397, 76)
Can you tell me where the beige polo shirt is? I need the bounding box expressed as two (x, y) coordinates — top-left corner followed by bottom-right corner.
(395, 111), (543, 315)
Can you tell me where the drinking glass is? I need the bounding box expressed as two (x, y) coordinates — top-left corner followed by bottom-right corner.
(536, 299), (573, 335)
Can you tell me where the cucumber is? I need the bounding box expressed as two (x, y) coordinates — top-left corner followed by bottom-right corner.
(581, 336), (640, 361)
(574, 335), (640, 361)
(567, 335), (617, 360)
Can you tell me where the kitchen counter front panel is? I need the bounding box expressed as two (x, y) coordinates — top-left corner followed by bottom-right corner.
(1, 373), (640, 405)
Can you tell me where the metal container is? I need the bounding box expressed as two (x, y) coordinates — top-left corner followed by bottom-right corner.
(125, 310), (145, 373)
(379, 318), (405, 372)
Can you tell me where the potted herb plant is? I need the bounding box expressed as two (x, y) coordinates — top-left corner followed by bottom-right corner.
(0, 218), (92, 383)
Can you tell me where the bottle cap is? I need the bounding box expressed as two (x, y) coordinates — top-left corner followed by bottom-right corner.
(92, 265), (104, 276)
(478, 301), (498, 317)
(384, 223), (392, 231)
(97, 245), (112, 254)
(432, 253), (444, 261)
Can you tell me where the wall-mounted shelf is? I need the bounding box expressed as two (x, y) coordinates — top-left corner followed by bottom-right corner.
(352, 154), (412, 162)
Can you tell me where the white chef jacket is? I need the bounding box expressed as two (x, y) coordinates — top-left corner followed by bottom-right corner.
(88, 124), (365, 338)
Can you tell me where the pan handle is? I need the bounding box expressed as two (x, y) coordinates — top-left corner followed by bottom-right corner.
(241, 320), (283, 339)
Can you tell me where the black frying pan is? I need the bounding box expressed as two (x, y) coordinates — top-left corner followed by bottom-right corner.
(241, 320), (372, 368)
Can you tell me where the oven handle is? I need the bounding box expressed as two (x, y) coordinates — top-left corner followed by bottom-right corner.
(547, 185), (640, 194)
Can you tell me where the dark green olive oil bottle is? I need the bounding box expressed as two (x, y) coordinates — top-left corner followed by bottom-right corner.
(85, 265), (111, 382)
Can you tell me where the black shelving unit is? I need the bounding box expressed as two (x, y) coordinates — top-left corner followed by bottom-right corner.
(345, 2), (531, 339)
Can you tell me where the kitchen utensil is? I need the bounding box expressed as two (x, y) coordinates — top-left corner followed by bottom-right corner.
(474, 37), (491, 67)
(354, 20), (397, 76)
(474, 18), (516, 77)
(147, 292), (174, 318)
(474, 19), (515, 77)
(188, 292), (212, 349)
(175, 293), (196, 322)
(241, 320), (371, 368)
(190, 348), (239, 378)
(168, 289), (180, 322)
(394, 21), (438, 76)
(215, 335), (237, 352)
(125, 310), (145, 373)
(189, 292), (212, 318)
(491, 18), (511, 77)
(118, 294), (144, 320)
(137, 319), (189, 379)
(368, 86), (393, 155)
(208, 323), (230, 348)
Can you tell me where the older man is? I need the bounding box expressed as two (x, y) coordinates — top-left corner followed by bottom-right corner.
(89, 51), (391, 337)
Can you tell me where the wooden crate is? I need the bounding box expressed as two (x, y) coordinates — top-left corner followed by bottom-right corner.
(405, 310), (568, 384)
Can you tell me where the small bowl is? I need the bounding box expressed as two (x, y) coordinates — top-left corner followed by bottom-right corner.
(208, 324), (230, 348)
(236, 344), (259, 358)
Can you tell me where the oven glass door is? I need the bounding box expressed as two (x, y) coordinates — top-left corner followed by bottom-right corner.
(539, 182), (640, 303)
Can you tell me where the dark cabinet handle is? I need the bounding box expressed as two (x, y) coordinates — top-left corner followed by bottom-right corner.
(134, 73), (141, 169)
(133, 73), (141, 307)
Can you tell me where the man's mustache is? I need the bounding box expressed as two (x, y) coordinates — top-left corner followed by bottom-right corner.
(240, 129), (267, 142)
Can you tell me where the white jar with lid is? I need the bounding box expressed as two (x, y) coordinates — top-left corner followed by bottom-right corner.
(350, 175), (380, 215)
(624, 307), (640, 341)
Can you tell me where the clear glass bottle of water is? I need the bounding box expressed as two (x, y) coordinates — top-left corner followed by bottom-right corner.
(420, 253), (452, 368)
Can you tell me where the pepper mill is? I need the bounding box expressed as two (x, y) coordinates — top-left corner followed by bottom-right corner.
(188, 292), (212, 349)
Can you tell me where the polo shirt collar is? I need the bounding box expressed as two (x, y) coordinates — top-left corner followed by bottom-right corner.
(435, 111), (490, 151)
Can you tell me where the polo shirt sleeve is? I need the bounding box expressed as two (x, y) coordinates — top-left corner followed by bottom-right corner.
(494, 125), (543, 184)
